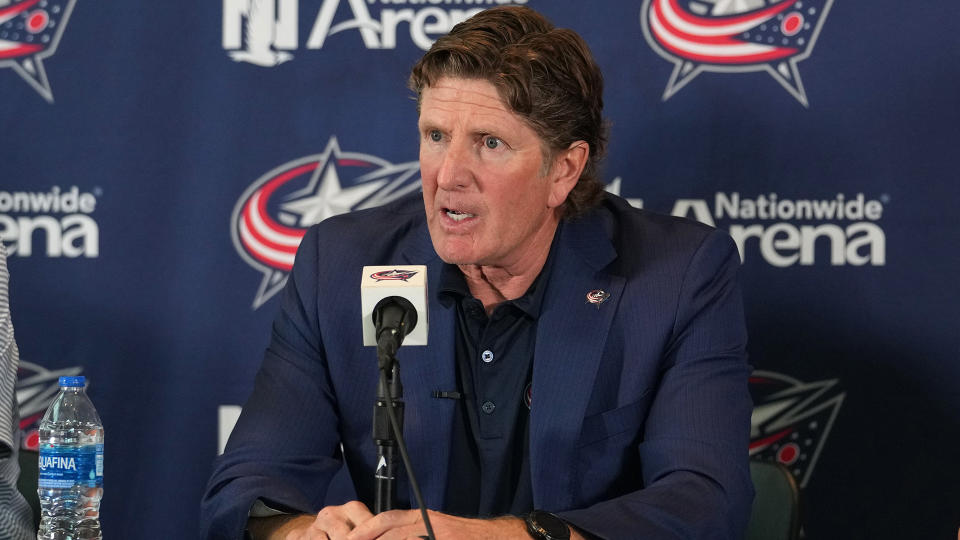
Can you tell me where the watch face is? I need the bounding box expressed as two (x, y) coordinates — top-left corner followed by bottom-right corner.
(528, 510), (570, 540)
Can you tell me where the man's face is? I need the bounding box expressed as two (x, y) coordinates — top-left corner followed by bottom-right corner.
(418, 78), (572, 269)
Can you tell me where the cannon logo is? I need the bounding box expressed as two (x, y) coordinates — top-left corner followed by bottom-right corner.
(640, 0), (834, 106)
(0, 0), (76, 103)
(749, 370), (844, 487)
(231, 137), (421, 309)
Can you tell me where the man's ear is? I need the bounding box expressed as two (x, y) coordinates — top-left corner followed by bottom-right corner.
(547, 141), (590, 209)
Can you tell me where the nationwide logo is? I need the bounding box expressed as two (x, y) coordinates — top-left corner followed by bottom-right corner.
(231, 137), (421, 308)
(0, 185), (101, 258)
(749, 370), (844, 487)
(222, 0), (527, 67)
(606, 182), (888, 268)
(0, 0), (76, 103)
(640, 0), (834, 106)
(17, 360), (83, 450)
(672, 192), (886, 267)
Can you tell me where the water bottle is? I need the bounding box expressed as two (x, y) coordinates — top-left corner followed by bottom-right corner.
(37, 376), (104, 540)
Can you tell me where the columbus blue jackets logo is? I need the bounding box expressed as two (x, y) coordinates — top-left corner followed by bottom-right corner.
(370, 269), (418, 282)
(16, 360), (83, 450)
(641, 0), (834, 106)
(749, 370), (844, 487)
(231, 137), (421, 309)
(0, 0), (76, 103)
(586, 289), (611, 307)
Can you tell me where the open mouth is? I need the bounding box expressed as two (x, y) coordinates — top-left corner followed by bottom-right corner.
(444, 208), (476, 222)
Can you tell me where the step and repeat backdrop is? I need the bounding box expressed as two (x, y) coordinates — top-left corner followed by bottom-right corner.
(2, 0), (958, 537)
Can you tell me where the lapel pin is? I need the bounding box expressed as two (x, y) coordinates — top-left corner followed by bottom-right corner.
(586, 289), (610, 308)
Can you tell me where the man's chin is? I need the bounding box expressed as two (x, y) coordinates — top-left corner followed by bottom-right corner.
(433, 245), (483, 267)
(429, 234), (478, 265)
(435, 251), (475, 266)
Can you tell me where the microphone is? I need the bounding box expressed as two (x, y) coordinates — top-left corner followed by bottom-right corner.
(373, 296), (417, 369)
(361, 265), (429, 354)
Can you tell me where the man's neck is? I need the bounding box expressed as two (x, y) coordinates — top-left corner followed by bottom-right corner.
(457, 227), (557, 314)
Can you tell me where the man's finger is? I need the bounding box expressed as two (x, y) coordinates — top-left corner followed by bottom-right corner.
(345, 509), (420, 540)
(340, 500), (375, 529)
(313, 505), (357, 539)
(369, 523), (429, 540)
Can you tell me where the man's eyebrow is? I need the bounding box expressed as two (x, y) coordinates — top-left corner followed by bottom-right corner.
(416, 120), (439, 131)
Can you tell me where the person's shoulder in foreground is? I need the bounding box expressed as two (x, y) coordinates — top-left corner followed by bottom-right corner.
(0, 244), (41, 540)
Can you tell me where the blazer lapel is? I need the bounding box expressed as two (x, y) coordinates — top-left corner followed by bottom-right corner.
(396, 229), (457, 508)
(530, 215), (624, 510)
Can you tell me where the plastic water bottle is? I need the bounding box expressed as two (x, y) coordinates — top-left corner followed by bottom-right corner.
(37, 376), (104, 540)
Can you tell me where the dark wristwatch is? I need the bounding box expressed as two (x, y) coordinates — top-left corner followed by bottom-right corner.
(525, 510), (570, 540)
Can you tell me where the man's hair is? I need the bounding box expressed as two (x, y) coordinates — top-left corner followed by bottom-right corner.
(409, 6), (607, 219)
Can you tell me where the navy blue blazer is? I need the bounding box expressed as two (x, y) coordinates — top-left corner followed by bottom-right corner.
(201, 193), (754, 539)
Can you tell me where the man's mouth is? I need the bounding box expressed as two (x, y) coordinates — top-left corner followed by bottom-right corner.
(444, 208), (476, 222)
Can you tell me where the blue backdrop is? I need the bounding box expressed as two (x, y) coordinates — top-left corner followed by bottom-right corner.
(2, 0), (958, 537)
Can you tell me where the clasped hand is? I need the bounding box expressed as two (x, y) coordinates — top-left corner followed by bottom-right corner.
(263, 500), (530, 540)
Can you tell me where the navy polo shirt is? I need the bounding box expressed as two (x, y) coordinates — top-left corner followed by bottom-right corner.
(437, 236), (558, 518)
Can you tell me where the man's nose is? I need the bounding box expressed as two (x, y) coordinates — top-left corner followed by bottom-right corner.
(435, 141), (473, 191)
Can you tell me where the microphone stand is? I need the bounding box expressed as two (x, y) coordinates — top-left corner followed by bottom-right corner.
(373, 360), (403, 513)
(371, 322), (436, 539)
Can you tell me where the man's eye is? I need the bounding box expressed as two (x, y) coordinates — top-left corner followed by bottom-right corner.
(429, 130), (442, 142)
(484, 136), (501, 149)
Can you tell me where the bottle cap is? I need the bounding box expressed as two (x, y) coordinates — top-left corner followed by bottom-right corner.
(58, 376), (86, 388)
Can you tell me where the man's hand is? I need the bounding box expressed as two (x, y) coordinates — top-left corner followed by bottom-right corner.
(247, 500), (375, 539)
(249, 500), (588, 540)
(346, 509), (528, 540)
(345, 508), (588, 540)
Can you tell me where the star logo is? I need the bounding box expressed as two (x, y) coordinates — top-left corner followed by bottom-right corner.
(1, 0), (77, 103)
(16, 360), (83, 450)
(640, 0), (834, 106)
(749, 370), (845, 487)
(278, 156), (386, 227)
(230, 137), (421, 309)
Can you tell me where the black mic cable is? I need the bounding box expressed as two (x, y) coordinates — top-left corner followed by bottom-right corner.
(378, 366), (436, 540)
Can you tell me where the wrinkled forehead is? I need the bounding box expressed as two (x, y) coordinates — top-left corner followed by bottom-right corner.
(419, 79), (516, 120)
(417, 76), (515, 114)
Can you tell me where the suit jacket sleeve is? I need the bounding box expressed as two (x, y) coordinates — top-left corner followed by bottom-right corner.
(201, 227), (343, 539)
(557, 229), (754, 540)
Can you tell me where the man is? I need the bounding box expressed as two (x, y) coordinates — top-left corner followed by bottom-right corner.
(0, 244), (38, 540)
(202, 6), (753, 539)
